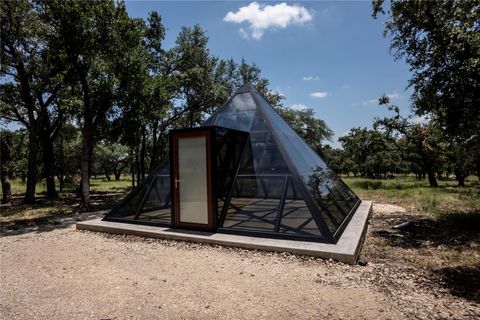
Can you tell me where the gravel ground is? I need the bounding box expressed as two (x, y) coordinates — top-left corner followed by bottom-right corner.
(0, 204), (478, 320)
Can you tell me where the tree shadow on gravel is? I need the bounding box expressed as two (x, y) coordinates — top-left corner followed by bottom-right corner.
(372, 210), (479, 249)
(370, 210), (480, 302)
(0, 192), (123, 237)
(0, 210), (106, 237)
(433, 264), (480, 303)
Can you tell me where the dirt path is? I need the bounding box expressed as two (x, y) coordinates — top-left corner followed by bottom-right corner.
(1, 204), (478, 319)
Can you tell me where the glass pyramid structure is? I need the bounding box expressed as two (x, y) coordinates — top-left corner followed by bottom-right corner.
(105, 83), (361, 243)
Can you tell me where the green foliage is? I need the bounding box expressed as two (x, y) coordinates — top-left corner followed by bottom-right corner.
(338, 127), (402, 179)
(373, 0), (480, 140)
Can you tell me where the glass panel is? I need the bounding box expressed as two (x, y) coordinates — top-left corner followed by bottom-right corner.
(279, 178), (321, 236)
(107, 175), (155, 219)
(256, 95), (329, 174)
(214, 110), (255, 132)
(220, 92), (257, 112)
(178, 136), (209, 224)
(201, 114), (216, 126)
(222, 176), (285, 232)
(250, 111), (269, 132)
(238, 132), (290, 175)
(301, 172), (358, 234)
(137, 176), (171, 223)
(214, 128), (248, 219)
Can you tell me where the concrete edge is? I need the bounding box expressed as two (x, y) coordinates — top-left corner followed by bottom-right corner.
(77, 200), (372, 264)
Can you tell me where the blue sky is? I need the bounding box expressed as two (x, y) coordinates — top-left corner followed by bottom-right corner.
(126, 1), (415, 147)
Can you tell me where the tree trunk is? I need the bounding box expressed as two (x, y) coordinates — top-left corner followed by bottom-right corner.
(130, 161), (135, 189)
(454, 168), (467, 187)
(40, 133), (57, 198)
(24, 129), (39, 203)
(149, 119), (158, 172)
(58, 174), (64, 193)
(426, 170), (438, 187)
(114, 162), (128, 181)
(140, 127), (146, 181)
(1, 169), (12, 204)
(79, 119), (93, 212)
(135, 144), (141, 185)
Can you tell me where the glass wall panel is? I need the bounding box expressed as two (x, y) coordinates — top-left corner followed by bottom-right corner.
(137, 176), (171, 223)
(214, 128), (248, 219)
(222, 176), (285, 232)
(107, 175), (155, 219)
(256, 95), (329, 174)
(214, 110), (255, 132)
(279, 178), (321, 236)
(300, 172), (359, 234)
(238, 132), (289, 175)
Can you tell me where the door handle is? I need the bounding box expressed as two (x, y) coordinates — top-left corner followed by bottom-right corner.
(175, 178), (182, 188)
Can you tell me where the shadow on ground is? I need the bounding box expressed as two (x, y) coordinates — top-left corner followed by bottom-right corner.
(369, 209), (480, 302)
(372, 210), (479, 249)
(0, 210), (106, 237)
(432, 263), (480, 303)
(0, 192), (123, 237)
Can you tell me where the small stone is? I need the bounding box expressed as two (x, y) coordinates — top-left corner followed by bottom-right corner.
(357, 255), (368, 266)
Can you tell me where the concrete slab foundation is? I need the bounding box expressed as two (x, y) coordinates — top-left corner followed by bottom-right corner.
(77, 201), (372, 264)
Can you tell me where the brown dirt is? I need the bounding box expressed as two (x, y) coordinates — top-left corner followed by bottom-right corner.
(0, 204), (479, 319)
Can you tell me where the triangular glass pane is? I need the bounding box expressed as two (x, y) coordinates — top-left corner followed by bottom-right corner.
(213, 93), (256, 132)
(300, 172), (357, 233)
(107, 175), (155, 219)
(279, 178), (321, 236)
(220, 92), (257, 112)
(137, 176), (171, 223)
(250, 111), (269, 132)
(256, 95), (329, 174)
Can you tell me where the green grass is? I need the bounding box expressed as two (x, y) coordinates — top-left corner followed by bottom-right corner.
(343, 175), (480, 216)
(5, 174), (479, 222)
(10, 176), (132, 195)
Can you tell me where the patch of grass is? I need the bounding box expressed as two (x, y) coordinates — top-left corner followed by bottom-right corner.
(343, 175), (480, 216)
(10, 176), (133, 195)
(4, 176), (131, 223)
(352, 180), (383, 190)
(0, 204), (71, 223)
(89, 178), (132, 192)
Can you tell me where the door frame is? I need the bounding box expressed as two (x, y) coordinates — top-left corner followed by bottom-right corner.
(171, 129), (213, 231)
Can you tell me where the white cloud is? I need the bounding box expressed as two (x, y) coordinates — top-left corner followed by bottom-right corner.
(386, 92), (401, 99)
(361, 91), (401, 105)
(303, 76), (319, 81)
(410, 115), (430, 124)
(239, 28), (249, 39)
(362, 98), (379, 106)
(341, 84), (350, 89)
(310, 91), (328, 98)
(224, 2), (313, 40)
(289, 103), (309, 111)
